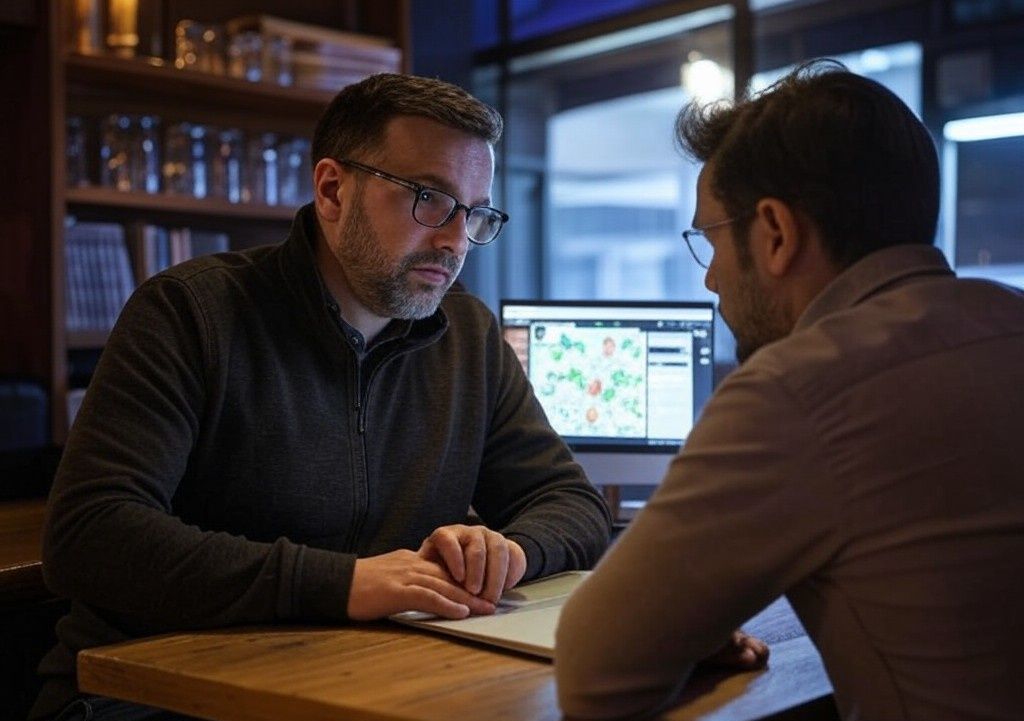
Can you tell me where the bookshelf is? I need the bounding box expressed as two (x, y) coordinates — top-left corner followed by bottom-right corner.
(0, 0), (411, 444)
(66, 186), (300, 222)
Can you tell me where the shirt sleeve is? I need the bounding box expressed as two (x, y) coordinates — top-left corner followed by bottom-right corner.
(42, 275), (353, 633)
(471, 319), (613, 582)
(554, 364), (839, 720)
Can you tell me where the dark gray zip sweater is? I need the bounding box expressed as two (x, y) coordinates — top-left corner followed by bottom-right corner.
(33, 205), (611, 717)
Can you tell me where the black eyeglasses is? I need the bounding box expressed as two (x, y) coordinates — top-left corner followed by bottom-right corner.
(340, 159), (509, 246)
(681, 214), (752, 269)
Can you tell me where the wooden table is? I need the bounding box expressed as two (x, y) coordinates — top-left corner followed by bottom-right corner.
(0, 498), (48, 606)
(78, 597), (833, 721)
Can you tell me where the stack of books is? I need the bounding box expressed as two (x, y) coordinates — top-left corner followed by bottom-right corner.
(137, 225), (230, 281)
(64, 220), (135, 333)
(226, 14), (402, 92)
(64, 220), (232, 335)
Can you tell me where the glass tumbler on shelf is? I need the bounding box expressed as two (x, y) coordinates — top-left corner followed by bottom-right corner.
(100, 114), (134, 192)
(263, 35), (294, 86)
(228, 31), (262, 82)
(133, 114), (161, 194)
(294, 138), (313, 204)
(164, 122), (210, 198)
(187, 124), (211, 198)
(175, 20), (225, 74)
(210, 128), (244, 203)
(242, 132), (279, 205)
(68, 0), (102, 54)
(106, 0), (139, 57)
(163, 122), (192, 195)
(66, 115), (89, 187)
(278, 137), (312, 206)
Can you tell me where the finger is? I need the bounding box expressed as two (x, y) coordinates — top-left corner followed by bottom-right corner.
(721, 634), (768, 669)
(416, 572), (496, 616)
(733, 630), (767, 654)
(402, 585), (471, 620)
(480, 532), (509, 603)
(462, 530), (488, 595)
(422, 528), (466, 583)
(740, 634), (770, 665)
(504, 541), (527, 590)
(409, 555), (460, 584)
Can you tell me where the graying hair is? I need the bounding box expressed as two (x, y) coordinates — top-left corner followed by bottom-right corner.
(312, 73), (503, 164)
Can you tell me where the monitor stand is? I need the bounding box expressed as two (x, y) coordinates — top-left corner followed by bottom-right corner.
(573, 450), (675, 522)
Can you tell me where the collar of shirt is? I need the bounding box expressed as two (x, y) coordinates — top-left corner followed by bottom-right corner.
(795, 244), (954, 332)
(319, 292), (413, 357)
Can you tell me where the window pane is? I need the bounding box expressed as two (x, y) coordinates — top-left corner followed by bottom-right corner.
(536, 16), (734, 360)
(473, 0), (690, 49)
(511, 0), (682, 42)
(946, 133), (1024, 288)
(548, 95), (704, 303)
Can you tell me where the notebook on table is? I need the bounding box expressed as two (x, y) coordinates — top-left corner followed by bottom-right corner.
(390, 570), (588, 659)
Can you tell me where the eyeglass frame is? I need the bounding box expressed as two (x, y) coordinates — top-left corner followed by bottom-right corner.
(681, 212), (754, 269)
(338, 159), (509, 246)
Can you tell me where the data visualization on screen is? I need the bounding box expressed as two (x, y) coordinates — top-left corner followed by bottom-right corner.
(501, 301), (715, 453)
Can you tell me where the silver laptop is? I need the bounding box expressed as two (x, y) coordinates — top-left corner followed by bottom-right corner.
(390, 571), (588, 659)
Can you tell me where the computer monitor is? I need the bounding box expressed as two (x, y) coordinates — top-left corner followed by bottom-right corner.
(500, 300), (715, 488)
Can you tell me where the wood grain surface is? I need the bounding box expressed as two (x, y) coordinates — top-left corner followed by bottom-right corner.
(79, 596), (832, 721)
(0, 498), (47, 605)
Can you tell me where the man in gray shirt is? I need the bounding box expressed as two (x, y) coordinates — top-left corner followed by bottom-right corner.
(557, 60), (1024, 720)
(35, 74), (611, 720)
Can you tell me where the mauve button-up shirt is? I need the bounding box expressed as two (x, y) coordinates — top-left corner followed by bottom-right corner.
(557, 244), (1024, 721)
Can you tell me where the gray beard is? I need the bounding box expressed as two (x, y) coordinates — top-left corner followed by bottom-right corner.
(337, 199), (462, 321)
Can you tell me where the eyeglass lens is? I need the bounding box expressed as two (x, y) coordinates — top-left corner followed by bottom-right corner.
(413, 190), (456, 226)
(686, 231), (714, 267)
(466, 208), (504, 243)
(413, 190), (504, 244)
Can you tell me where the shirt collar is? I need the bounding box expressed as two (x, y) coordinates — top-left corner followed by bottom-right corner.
(795, 244), (955, 331)
(285, 204), (448, 350)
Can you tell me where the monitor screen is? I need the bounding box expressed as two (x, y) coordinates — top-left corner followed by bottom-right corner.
(501, 300), (715, 476)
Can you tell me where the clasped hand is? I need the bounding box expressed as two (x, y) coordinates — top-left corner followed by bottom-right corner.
(347, 524), (527, 621)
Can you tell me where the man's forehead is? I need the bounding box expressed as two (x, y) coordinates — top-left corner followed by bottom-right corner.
(695, 162), (714, 189)
(693, 164), (711, 206)
(346, 131), (487, 208)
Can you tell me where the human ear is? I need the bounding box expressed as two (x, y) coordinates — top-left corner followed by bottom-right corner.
(313, 158), (346, 222)
(753, 198), (801, 278)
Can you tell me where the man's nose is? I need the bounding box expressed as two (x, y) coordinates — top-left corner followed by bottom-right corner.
(432, 210), (470, 257)
(704, 265), (717, 294)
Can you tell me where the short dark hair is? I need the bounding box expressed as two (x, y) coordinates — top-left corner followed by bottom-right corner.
(311, 73), (503, 164)
(676, 59), (939, 268)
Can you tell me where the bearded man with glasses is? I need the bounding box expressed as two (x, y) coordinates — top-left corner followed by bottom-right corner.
(33, 74), (611, 721)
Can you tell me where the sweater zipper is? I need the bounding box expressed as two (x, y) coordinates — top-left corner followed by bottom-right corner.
(350, 348), (401, 544)
(345, 353), (368, 553)
(356, 348), (414, 434)
(347, 348), (413, 550)
(353, 352), (364, 427)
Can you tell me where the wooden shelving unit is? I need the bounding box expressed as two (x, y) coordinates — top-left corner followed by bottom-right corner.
(66, 329), (110, 351)
(66, 186), (301, 222)
(1, 0), (411, 443)
(65, 52), (338, 118)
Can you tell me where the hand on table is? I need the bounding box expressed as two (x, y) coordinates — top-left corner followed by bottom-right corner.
(699, 630), (770, 671)
(418, 524), (527, 604)
(347, 548), (498, 621)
